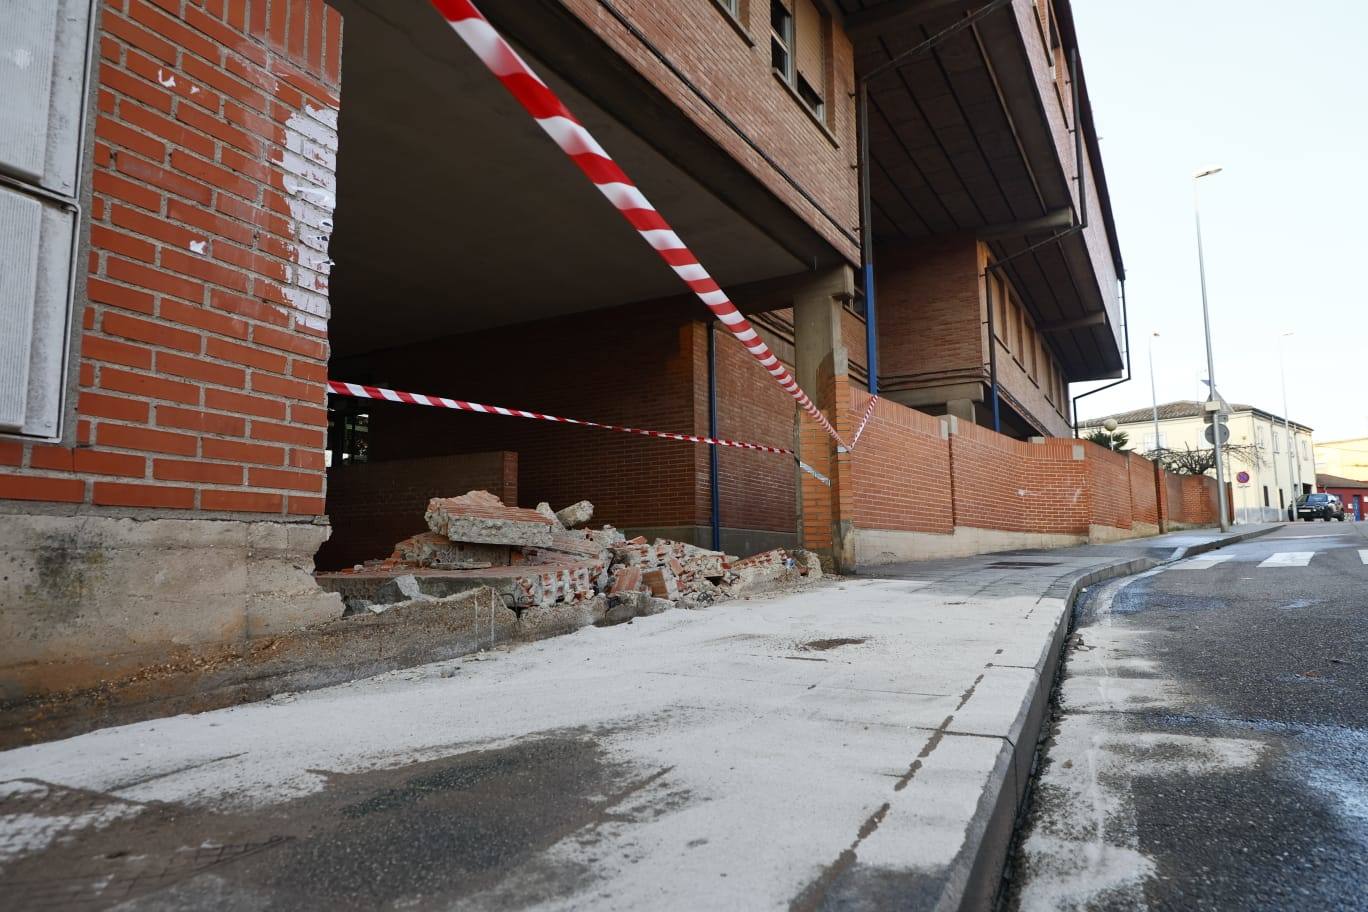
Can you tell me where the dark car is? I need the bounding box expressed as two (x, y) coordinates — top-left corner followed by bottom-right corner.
(1296, 493), (1345, 521)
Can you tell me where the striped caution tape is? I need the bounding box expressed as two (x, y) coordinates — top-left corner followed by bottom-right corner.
(850, 395), (880, 449)
(428, 0), (848, 451)
(327, 381), (835, 486)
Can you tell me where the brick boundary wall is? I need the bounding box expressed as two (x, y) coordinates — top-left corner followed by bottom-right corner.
(841, 395), (1221, 564)
(1127, 451), (1159, 529)
(0, 0), (341, 519)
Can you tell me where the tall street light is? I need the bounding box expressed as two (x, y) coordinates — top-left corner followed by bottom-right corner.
(1194, 166), (1230, 531)
(1148, 332), (1162, 456)
(1280, 331), (1298, 517)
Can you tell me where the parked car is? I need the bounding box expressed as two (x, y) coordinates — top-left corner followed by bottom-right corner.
(1296, 493), (1345, 521)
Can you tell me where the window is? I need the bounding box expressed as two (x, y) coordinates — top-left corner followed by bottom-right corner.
(771, 0), (793, 81)
(717, 0), (741, 15)
(1143, 432), (1168, 452)
(1263, 486), (1270, 508)
(773, 0), (827, 121)
(1025, 321), (1037, 381)
(793, 0), (826, 119)
(1255, 426), (1266, 448)
(1301, 439), (1309, 460)
(0, 0), (96, 441)
(1273, 431), (1281, 453)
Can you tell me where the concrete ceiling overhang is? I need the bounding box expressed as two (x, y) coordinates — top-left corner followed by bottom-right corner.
(839, 0), (1124, 380)
(326, 0), (828, 359)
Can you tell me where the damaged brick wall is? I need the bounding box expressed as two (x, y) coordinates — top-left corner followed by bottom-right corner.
(316, 451), (518, 570)
(0, 0), (342, 518)
(848, 391), (953, 535)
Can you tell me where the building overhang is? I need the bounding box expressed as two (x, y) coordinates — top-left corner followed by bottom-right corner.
(842, 0), (1125, 380)
(326, 0), (848, 360)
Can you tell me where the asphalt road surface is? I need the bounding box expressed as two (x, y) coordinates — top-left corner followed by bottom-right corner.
(1009, 521), (1368, 911)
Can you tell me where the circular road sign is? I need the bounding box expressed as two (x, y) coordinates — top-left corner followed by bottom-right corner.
(1204, 423), (1231, 446)
(1236, 470), (1251, 484)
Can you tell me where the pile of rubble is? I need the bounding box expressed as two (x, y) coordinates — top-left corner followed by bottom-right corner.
(317, 490), (819, 620)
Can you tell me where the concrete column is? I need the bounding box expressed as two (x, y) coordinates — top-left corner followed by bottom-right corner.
(946, 398), (977, 424)
(793, 266), (857, 574)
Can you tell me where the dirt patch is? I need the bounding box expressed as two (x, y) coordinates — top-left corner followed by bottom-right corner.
(798, 637), (867, 652)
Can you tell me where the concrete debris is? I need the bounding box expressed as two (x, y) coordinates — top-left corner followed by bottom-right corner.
(534, 501), (564, 530)
(554, 500), (594, 528)
(317, 490), (821, 627)
(425, 490), (555, 547)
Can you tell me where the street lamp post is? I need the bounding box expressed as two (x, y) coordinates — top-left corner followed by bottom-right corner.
(1194, 166), (1230, 531)
(1148, 332), (1161, 456)
(1280, 331), (1298, 518)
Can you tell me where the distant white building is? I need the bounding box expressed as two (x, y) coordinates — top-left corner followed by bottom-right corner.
(1085, 401), (1314, 524)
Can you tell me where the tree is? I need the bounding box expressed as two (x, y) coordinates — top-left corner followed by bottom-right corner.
(1149, 443), (1260, 476)
(1085, 429), (1130, 452)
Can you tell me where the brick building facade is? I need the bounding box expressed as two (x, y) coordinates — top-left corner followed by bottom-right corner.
(1, 0), (1140, 698)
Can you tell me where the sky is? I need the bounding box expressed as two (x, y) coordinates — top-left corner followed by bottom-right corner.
(1068, 1), (1368, 441)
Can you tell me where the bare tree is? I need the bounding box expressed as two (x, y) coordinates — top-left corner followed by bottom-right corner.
(1148, 443), (1261, 476)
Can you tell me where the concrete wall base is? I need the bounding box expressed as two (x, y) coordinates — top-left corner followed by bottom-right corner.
(854, 526), (1088, 566)
(0, 513), (342, 701)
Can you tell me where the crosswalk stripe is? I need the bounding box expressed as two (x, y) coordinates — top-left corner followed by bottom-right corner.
(1360, 550), (1368, 565)
(1258, 551), (1315, 568)
(1171, 554), (1235, 570)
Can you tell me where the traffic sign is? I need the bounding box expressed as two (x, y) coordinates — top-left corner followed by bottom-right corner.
(1204, 423), (1230, 445)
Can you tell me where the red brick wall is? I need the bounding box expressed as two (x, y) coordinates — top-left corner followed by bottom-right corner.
(949, 424), (1088, 535)
(707, 325), (799, 535)
(315, 451), (516, 570)
(0, 0), (342, 517)
(340, 301), (686, 532)
(876, 235), (983, 389)
(341, 305), (801, 540)
(1128, 452), (1159, 527)
(848, 391), (953, 534)
(560, 0), (859, 263)
(1181, 474), (1219, 526)
(1084, 441), (1132, 531)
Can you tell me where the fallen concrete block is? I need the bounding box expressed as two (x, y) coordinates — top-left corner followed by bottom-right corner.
(425, 491), (554, 547)
(643, 597), (674, 616)
(554, 500), (594, 528)
(392, 531), (511, 569)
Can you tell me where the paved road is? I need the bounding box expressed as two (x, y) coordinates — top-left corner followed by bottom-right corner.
(1009, 521), (1368, 911)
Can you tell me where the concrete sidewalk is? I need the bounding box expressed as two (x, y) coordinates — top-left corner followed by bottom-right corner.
(0, 526), (1275, 911)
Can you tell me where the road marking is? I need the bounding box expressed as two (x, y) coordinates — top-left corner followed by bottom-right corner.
(1258, 552), (1315, 568)
(1171, 554), (1235, 570)
(1360, 550), (1368, 565)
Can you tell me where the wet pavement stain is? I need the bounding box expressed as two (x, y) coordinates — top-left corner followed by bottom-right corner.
(0, 734), (666, 910)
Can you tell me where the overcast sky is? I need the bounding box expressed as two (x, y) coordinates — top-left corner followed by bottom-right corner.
(1068, 1), (1367, 441)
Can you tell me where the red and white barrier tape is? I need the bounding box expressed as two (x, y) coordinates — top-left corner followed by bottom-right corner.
(328, 381), (834, 485)
(850, 395), (880, 449)
(428, 0), (847, 450)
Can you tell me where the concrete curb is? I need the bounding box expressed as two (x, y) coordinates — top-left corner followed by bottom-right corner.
(953, 527), (1280, 912)
(1169, 524), (1281, 561)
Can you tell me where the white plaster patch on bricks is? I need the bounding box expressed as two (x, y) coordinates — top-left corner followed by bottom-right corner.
(280, 104), (339, 329)
(156, 68), (175, 88)
(188, 240), (207, 255)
